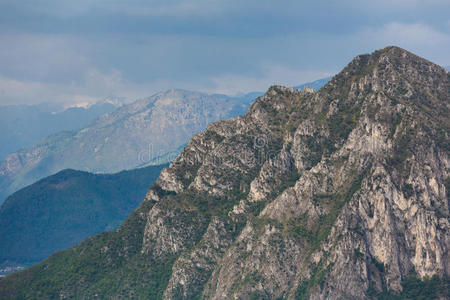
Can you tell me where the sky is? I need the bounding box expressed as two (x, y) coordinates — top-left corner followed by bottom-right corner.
(0, 0), (449, 106)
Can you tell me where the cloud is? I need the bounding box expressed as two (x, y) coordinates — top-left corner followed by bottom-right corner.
(0, 33), (91, 84)
(2, 0), (448, 39)
(2, 22), (449, 106)
(0, 68), (155, 106)
(362, 22), (450, 45)
(356, 23), (450, 66)
(0, 2), (449, 106)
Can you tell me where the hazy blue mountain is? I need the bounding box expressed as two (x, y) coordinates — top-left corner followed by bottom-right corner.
(0, 89), (255, 204)
(0, 163), (167, 274)
(293, 76), (332, 91)
(0, 81), (331, 205)
(0, 102), (119, 160)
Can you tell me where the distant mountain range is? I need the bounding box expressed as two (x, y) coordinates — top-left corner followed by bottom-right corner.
(0, 101), (120, 160)
(0, 163), (167, 274)
(0, 80), (330, 204)
(0, 90), (250, 204)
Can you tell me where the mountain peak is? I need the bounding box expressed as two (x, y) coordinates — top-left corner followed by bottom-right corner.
(1, 47), (448, 299)
(351, 45), (445, 76)
(321, 46), (448, 111)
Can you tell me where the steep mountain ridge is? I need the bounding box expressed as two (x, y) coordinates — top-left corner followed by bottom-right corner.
(0, 46), (448, 299)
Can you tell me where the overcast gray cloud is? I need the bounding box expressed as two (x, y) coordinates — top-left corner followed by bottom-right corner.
(0, 0), (449, 106)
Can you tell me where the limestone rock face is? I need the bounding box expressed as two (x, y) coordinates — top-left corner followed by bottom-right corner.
(1, 46), (448, 299)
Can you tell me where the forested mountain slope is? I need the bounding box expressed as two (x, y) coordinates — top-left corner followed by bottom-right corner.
(0, 164), (166, 273)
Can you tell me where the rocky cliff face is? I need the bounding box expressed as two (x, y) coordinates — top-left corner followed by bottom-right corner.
(0, 46), (448, 299)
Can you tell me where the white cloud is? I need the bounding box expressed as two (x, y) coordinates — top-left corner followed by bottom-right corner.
(206, 22), (450, 96)
(0, 69), (158, 106)
(1, 11), (449, 107)
(0, 73), (98, 106)
(0, 33), (91, 84)
(357, 22), (450, 66)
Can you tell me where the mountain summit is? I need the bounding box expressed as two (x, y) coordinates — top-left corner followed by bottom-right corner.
(1, 46), (448, 299)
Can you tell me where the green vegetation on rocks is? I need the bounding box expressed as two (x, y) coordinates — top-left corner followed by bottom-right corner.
(0, 46), (448, 300)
